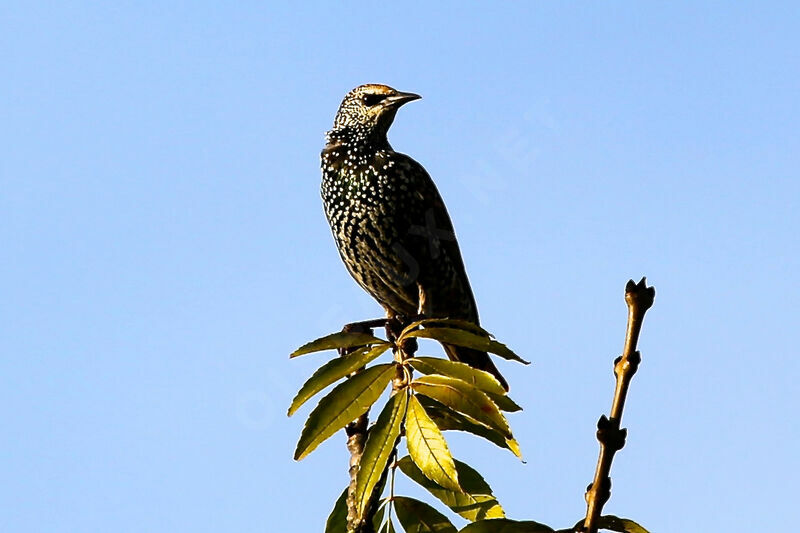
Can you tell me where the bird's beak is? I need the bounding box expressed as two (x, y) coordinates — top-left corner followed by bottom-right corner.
(385, 91), (422, 107)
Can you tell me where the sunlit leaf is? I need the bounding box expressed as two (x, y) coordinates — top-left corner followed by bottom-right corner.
(485, 392), (522, 412)
(399, 318), (491, 340)
(291, 331), (388, 358)
(288, 344), (391, 416)
(597, 515), (650, 533)
(403, 328), (529, 365)
(566, 516), (650, 533)
(416, 396), (522, 459)
(408, 357), (506, 396)
(411, 375), (511, 438)
(459, 518), (554, 532)
(504, 437), (522, 458)
(355, 391), (409, 519)
(397, 456), (504, 521)
(486, 339), (530, 365)
(405, 394), (460, 491)
(393, 496), (458, 533)
(294, 364), (396, 460)
(324, 487), (348, 533)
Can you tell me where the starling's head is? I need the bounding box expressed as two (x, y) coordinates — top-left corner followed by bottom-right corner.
(330, 84), (421, 142)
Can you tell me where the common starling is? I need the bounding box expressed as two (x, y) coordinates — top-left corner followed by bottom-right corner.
(320, 84), (508, 390)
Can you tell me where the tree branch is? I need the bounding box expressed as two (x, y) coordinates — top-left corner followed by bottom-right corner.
(343, 317), (415, 533)
(582, 278), (655, 533)
(340, 321), (375, 533)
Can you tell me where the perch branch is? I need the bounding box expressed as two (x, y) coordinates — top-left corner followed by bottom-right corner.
(582, 278), (655, 533)
(343, 317), (416, 533)
(341, 321), (378, 533)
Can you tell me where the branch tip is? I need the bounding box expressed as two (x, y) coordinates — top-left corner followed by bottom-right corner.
(583, 277), (655, 533)
(625, 277), (655, 314)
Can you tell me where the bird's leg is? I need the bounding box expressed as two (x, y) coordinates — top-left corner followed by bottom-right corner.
(383, 315), (404, 346)
(417, 282), (432, 318)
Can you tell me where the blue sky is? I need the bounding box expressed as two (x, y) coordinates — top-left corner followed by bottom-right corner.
(2, 2), (798, 531)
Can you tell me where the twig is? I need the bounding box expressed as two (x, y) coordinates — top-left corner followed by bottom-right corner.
(582, 278), (655, 533)
(341, 321), (379, 533)
(343, 317), (416, 533)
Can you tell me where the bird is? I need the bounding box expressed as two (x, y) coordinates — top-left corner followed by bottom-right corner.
(320, 84), (508, 390)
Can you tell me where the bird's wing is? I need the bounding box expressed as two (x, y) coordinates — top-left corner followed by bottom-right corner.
(389, 153), (507, 388)
(389, 152), (480, 323)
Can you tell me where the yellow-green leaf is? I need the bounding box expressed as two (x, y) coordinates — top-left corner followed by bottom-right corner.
(288, 344), (391, 416)
(417, 396), (522, 459)
(566, 516), (650, 533)
(403, 328), (529, 365)
(485, 392), (522, 413)
(405, 394), (460, 492)
(373, 501), (396, 533)
(411, 375), (511, 438)
(459, 519), (554, 532)
(324, 488), (348, 533)
(393, 496), (458, 533)
(597, 515), (650, 533)
(399, 318), (491, 340)
(397, 456), (504, 522)
(486, 339), (530, 365)
(294, 364), (395, 460)
(372, 500), (394, 533)
(504, 437), (522, 459)
(291, 331), (387, 358)
(408, 357), (506, 396)
(355, 391), (408, 519)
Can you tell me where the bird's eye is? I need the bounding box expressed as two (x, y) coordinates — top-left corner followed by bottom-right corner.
(362, 93), (386, 106)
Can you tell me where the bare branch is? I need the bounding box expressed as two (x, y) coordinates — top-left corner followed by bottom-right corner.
(582, 278), (655, 533)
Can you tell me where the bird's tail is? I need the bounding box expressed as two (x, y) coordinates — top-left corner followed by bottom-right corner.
(442, 344), (509, 391)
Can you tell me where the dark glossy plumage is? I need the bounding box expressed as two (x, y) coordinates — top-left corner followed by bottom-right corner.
(320, 84), (507, 389)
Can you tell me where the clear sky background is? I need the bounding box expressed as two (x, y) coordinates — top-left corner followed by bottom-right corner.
(2, 2), (798, 532)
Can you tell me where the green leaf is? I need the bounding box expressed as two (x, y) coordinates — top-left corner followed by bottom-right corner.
(380, 518), (397, 533)
(486, 339), (530, 365)
(408, 357), (506, 396)
(598, 515), (650, 533)
(372, 501), (387, 530)
(288, 344), (391, 416)
(403, 328), (529, 365)
(372, 502), (397, 533)
(294, 364), (396, 460)
(566, 516), (650, 533)
(291, 331), (388, 358)
(397, 456), (504, 522)
(417, 396), (522, 459)
(411, 375), (511, 438)
(485, 392), (522, 413)
(459, 519), (554, 532)
(405, 394), (460, 491)
(399, 318), (491, 340)
(324, 488), (348, 533)
(355, 391), (409, 519)
(373, 500), (399, 533)
(393, 496), (458, 533)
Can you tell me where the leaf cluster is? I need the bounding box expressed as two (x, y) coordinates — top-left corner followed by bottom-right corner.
(289, 319), (648, 533)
